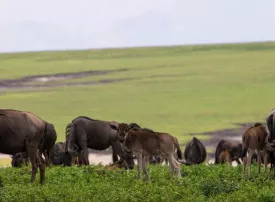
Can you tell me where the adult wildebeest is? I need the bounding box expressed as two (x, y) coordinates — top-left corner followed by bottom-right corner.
(0, 109), (46, 184)
(117, 123), (182, 181)
(10, 152), (29, 168)
(215, 140), (242, 165)
(66, 116), (135, 169)
(10, 123), (57, 168)
(183, 137), (206, 165)
(242, 123), (269, 178)
(266, 109), (275, 141)
(41, 123), (57, 166)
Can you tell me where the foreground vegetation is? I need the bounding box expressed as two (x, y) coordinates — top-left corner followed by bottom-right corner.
(1, 164), (275, 202)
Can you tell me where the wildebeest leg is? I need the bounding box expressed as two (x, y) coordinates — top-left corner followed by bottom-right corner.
(136, 153), (143, 180)
(27, 145), (38, 183)
(142, 155), (150, 182)
(247, 149), (254, 178)
(43, 151), (50, 167)
(256, 149), (262, 175)
(48, 146), (54, 166)
(263, 149), (268, 177)
(172, 156), (181, 178)
(167, 155), (176, 180)
(36, 151), (45, 185)
(111, 141), (126, 163)
(112, 151), (119, 163)
(242, 156), (247, 178)
(82, 147), (89, 165)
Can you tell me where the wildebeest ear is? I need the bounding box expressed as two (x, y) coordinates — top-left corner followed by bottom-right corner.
(109, 121), (119, 130)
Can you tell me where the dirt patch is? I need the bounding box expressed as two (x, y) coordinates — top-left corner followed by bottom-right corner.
(0, 68), (187, 93)
(0, 69), (129, 89)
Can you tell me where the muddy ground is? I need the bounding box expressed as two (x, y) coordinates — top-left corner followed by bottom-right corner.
(0, 67), (187, 93)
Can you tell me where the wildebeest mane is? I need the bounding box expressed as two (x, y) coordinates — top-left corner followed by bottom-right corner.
(71, 116), (99, 123)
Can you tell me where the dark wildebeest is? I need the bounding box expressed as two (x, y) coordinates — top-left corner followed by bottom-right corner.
(266, 109), (275, 141)
(66, 116), (135, 169)
(63, 125), (82, 166)
(215, 140), (242, 165)
(0, 109), (46, 184)
(10, 152), (29, 168)
(51, 142), (83, 166)
(9, 123), (57, 168)
(117, 123), (183, 181)
(242, 123), (269, 178)
(183, 137), (206, 165)
(52, 142), (66, 165)
(41, 123), (57, 166)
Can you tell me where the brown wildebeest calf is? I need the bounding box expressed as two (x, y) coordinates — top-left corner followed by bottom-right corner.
(218, 150), (232, 165)
(215, 140), (242, 165)
(242, 123), (269, 178)
(117, 123), (182, 182)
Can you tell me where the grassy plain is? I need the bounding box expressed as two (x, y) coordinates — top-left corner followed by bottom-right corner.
(0, 42), (275, 144)
(1, 42), (275, 201)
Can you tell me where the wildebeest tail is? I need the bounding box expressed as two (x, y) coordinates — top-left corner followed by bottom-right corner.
(65, 123), (72, 140)
(173, 137), (183, 160)
(241, 133), (249, 159)
(38, 123), (47, 153)
(65, 122), (74, 152)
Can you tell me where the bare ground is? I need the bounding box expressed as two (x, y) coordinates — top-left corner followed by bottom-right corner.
(0, 68), (189, 93)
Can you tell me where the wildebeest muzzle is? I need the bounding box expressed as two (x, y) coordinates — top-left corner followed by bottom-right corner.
(118, 133), (126, 142)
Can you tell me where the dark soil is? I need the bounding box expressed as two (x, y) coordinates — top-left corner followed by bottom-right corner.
(0, 69), (187, 92)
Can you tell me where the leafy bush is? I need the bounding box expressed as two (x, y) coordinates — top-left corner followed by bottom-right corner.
(1, 164), (275, 202)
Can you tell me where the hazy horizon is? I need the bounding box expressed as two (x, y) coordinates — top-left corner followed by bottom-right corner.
(1, 0), (274, 53)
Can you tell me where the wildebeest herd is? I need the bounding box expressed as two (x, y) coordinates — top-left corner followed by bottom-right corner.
(1, 108), (275, 184)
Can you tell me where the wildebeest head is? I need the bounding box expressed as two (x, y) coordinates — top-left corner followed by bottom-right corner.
(122, 151), (135, 169)
(63, 152), (73, 166)
(117, 123), (129, 142)
(11, 152), (28, 168)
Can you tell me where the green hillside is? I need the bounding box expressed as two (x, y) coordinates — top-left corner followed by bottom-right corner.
(0, 42), (275, 143)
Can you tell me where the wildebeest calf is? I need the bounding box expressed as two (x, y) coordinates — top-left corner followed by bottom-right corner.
(215, 140), (242, 165)
(242, 123), (269, 178)
(117, 123), (182, 181)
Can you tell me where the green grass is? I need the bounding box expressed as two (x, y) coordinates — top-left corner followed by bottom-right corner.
(1, 164), (275, 202)
(1, 42), (275, 144)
